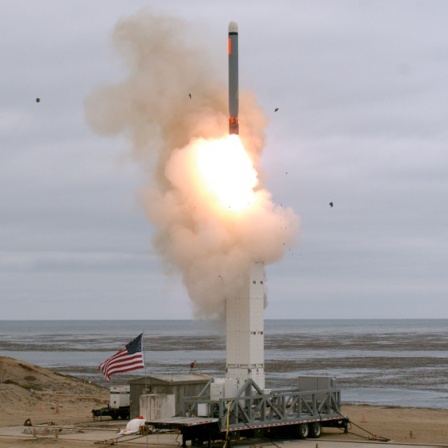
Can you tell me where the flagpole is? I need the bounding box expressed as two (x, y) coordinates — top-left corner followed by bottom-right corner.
(142, 331), (149, 398)
(141, 331), (146, 365)
(141, 331), (148, 447)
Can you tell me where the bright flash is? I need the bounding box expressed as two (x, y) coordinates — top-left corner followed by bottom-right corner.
(195, 135), (258, 213)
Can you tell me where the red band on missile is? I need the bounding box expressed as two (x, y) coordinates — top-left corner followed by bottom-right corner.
(228, 37), (232, 55)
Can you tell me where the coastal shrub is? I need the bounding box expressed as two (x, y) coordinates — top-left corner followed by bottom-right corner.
(4, 379), (32, 390)
(54, 371), (80, 381)
(24, 375), (37, 382)
(18, 363), (35, 372)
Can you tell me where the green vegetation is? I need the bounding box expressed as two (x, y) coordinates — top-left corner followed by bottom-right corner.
(4, 379), (32, 390)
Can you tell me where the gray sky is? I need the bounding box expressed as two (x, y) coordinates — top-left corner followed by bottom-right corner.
(1, 0), (447, 320)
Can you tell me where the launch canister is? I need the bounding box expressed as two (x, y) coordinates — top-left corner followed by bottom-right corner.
(228, 21), (239, 135)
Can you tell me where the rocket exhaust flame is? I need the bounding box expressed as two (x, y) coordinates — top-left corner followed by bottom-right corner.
(85, 12), (299, 319)
(195, 135), (257, 213)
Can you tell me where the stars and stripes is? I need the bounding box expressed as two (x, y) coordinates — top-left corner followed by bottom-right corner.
(99, 333), (145, 381)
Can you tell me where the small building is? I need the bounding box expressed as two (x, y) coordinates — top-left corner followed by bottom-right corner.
(129, 374), (212, 419)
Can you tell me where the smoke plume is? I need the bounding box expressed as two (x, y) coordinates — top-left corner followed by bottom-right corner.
(85, 11), (299, 319)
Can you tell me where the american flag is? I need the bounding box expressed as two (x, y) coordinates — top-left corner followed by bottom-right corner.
(99, 334), (145, 381)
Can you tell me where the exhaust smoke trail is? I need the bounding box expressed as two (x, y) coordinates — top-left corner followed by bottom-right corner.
(85, 11), (299, 319)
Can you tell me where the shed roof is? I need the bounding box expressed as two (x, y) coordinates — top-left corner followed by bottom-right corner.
(129, 374), (212, 386)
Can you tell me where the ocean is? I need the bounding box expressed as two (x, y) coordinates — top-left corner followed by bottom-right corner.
(1, 319), (447, 409)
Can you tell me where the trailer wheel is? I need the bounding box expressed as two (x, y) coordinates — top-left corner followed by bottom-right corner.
(309, 422), (321, 438)
(119, 410), (130, 420)
(297, 423), (309, 439)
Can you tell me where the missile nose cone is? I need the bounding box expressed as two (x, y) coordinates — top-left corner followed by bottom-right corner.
(229, 21), (238, 33)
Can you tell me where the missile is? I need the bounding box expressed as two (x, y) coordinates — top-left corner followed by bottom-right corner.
(228, 21), (239, 135)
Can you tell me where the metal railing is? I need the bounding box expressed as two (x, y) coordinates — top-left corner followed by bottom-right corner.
(182, 379), (342, 431)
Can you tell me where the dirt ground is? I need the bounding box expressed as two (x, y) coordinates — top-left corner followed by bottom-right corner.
(1, 356), (447, 447)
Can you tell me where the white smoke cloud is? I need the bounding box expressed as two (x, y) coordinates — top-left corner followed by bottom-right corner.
(85, 10), (299, 319)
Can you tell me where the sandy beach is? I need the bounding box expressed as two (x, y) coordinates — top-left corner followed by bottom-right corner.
(1, 404), (447, 447)
(1, 356), (447, 447)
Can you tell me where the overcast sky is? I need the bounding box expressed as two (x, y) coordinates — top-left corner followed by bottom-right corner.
(1, 0), (447, 320)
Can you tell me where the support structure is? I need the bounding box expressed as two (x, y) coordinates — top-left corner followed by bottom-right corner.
(182, 379), (344, 432)
(225, 261), (265, 390)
